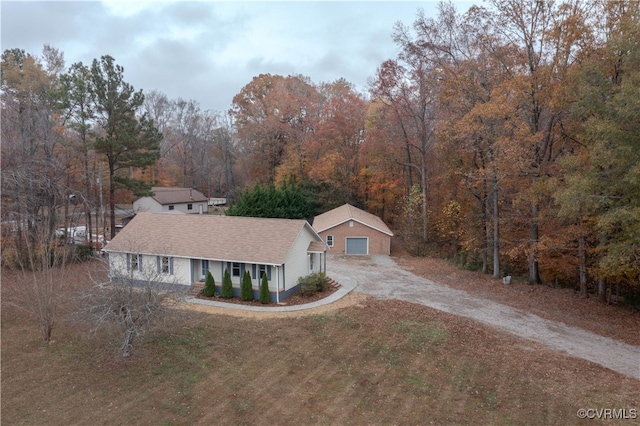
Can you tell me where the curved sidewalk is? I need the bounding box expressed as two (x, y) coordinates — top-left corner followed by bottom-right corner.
(185, 273), (358, 312)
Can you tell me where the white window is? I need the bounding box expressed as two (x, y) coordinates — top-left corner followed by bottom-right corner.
(158, 256), (173, 275)
(168, 205), (175, 211)
(252, 264), (271, 280)
(232, 262), (241, 277)
(130, 254), (141, 272)
(326, 235), (334, 247)
(187, 203), (193, 210)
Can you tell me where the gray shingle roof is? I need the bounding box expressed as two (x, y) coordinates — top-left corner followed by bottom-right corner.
(312, 204), (393, 236)
(149, 187), (208, 205)
(104, 212), (321, 265)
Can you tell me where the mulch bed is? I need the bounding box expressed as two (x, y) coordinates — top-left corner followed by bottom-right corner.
(194, 284), (340, 307)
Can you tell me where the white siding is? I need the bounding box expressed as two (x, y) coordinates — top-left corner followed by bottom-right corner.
(166, 203), (205, 214)
(283, 226), (317, 290)
(133, 197), (205, 214)
(170, 257), (191, 285)
(107, 251), (191, 286)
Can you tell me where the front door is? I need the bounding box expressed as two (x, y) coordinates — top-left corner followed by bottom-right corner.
(201, 259), (209, 279)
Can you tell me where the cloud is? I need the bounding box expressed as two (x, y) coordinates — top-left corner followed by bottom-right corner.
(2, 1), (476, 112)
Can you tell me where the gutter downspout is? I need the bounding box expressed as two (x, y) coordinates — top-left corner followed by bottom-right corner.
(276, 265), (280, 304)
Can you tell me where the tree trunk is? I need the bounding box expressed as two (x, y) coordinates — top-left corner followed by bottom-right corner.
(109, 162), (117, 240)
(122, 328), (135, 357)
(492, 172), (500, 279)
(597, 279), (607, 303)
(84, 153), (93, 242)
(482, 194), (489, 274)
(528, 202), (541, 284)
(578, 235), (588, 298)
(421, 166), (428, 242)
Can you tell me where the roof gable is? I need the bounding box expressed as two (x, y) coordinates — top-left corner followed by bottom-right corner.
(312, 204), (393, 236)
(104, 213), (322, 265)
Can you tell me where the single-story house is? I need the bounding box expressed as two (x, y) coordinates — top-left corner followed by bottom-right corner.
(312, 204), (393, 255)
(103, 212), (327, 302)
(133, 187), (209, 214)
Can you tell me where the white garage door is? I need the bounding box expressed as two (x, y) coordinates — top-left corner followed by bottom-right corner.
(346, 237), (368, 255)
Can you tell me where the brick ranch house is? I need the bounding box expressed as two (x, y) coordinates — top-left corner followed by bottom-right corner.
(133, 187), (209, 214)
(103, 212), (327, 302)
(312, 204), (393, 255)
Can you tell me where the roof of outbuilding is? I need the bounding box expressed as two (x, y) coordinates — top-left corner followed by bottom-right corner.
(145, 187), (209, 205)
(312, 204), (394, 236)
(104, 212), (322, 265)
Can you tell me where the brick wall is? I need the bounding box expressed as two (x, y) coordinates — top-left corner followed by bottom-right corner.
(318, 220), (391, 255)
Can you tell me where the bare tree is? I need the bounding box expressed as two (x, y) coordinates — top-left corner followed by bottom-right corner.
(81, 241), (186, 357)
(2, 177), (72, 344)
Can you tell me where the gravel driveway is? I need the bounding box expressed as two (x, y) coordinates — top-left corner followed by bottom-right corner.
(327, 255), (640, 380)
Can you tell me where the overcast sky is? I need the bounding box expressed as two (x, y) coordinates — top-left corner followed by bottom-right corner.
(2, 1), (476, 112)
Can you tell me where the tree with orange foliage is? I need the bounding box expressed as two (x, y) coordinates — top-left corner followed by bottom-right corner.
(306, 79), (368, 204)
(230, 74), (319, 185)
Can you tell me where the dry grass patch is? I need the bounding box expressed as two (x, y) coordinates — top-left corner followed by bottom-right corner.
(2, 265), (637, 425)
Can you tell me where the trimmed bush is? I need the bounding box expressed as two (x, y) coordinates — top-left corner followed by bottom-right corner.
(221, 269), (233, 299)
(259, 272), (270, 304)
(297, 272), (329, 297)
(203, 271), (216, 297)
(241, 270), (253, 301)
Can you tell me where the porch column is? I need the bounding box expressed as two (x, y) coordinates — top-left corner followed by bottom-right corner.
(276, 265), (280, 304)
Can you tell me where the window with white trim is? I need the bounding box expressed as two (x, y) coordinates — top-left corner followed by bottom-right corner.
(232, 262), (241, 277)
(187, 203), (193, 210)
(161, 256), (170, 274)
(259, 264), (267, 280)
(326, 235), (334, 247)
(131, 254), (141, 271)
(168, 205), (174, 210)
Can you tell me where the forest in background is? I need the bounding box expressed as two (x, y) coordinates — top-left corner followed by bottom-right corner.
(2, 0), (638, 303)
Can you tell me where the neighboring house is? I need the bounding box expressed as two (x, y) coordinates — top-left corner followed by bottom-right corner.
(133, 187), (208, 214)
(312, 204), (393, 255)
(103, 212), (327, 302)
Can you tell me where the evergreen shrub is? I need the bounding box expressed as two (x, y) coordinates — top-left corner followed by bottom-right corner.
(241, 270), (253, 301)
(259, 272), (270, 304)
(203, 271), (216, 297)
(221, 269), (233, 299)
(297, 272), (329, 297)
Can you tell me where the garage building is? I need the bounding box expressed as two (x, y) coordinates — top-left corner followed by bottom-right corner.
(312, 204), (393, 256)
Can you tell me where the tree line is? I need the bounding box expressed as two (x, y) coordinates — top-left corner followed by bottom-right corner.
(2, 0), (638, 303)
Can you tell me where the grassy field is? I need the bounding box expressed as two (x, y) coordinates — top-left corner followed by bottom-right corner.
(2, 263), (638, 425)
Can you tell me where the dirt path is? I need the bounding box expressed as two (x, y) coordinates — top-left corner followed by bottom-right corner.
(327, 255), (640, 380)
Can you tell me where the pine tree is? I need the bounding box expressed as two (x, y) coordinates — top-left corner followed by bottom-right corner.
(203, 271), (216, 297)
(221, 269), (233, 299)
(259, 272), (270, 304)
(89, 55), (161, 238)
(241, 270), (253, 301)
